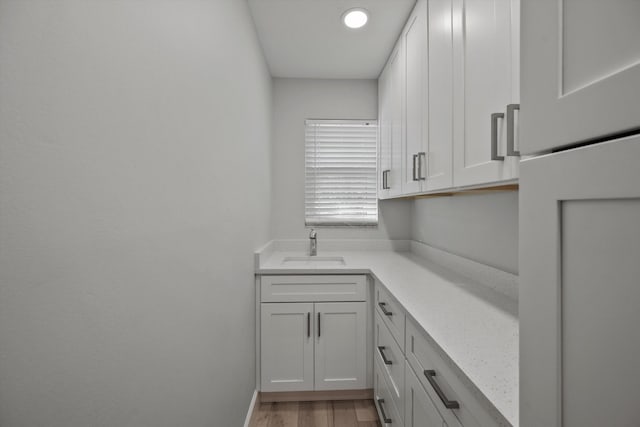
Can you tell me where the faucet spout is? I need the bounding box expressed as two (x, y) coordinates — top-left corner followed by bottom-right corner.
(309, 229), (317, 256)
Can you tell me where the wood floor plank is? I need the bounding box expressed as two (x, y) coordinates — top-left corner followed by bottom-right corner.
(331, 400), (358, 427)
(298, 401), (331, 427)
(252, 402), (273, 427)
(255, 398), (381, 427)
(267, 401), (299, 427)
(353, 400), (378, 422)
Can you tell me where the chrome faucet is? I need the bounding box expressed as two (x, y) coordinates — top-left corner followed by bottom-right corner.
(309, 228), (317, 256)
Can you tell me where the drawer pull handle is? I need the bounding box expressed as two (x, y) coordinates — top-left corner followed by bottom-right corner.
(377, 398), (392, 424)
(307, 312), (310, 338)
(424, 370), (460, 409)
(378, 302), (393, 316)
(377, 346), (393, 365)
(317, 312), (321, 338)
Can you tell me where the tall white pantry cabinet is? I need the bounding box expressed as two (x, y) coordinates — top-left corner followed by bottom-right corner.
(519, 1), (640, 427)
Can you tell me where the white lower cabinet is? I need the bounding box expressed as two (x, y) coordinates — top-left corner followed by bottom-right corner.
(314, 302), (367, 391)
(405, 362), (448, 427)
(375, 311), (405, 420)
(261, 302), (314, 392)
(375, 358), (405, 427)
(259, 275), (367, 393)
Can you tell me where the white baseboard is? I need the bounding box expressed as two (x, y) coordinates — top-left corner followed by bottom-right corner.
(243, 390), (259, 427)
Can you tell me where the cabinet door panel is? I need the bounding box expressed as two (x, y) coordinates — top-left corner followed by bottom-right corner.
(315, 302), (366, 390)
(260, 303), (314, 392)
(389, 45), (405, 197)
(403, 2), (428, 194)
(520, 135), (640, 427)
(521, 0), (640, 153)
(379, 64), (392, 199)
(405, 363), (448, 427)
(453, 0), (517, 186)
(425, 0), (453, 191)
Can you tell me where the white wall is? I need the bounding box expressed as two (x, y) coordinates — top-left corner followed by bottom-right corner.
(0, 1), (271, 426)
(271, 78), (412, 240)
(412, 192), (519, 274)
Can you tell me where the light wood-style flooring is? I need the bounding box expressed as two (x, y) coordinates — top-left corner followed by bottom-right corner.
(250, 400), (382, 427)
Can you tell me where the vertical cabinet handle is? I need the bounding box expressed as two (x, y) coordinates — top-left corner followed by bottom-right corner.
(382, 170), (391, 190)
(377, 399), (392, 424)
(378, 346), (393, 365)
(491, 112), (505, 161)
(412, 154), (418, 181)
(423, 370), (460, 409)
(317, 312), (321, 338)
(307, 312), (310, 338)
(506, 104), (520, 156)
(378, 302), (393, 316)
(418, 152), (426, 180)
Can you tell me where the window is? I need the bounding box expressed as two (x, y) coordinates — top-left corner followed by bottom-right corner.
(305, 119), (378, 226)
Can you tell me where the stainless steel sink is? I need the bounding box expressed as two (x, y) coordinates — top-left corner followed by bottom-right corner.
(281, 256), (346, 266)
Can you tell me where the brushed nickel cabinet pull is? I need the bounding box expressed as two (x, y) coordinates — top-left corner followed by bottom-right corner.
(491, 112), (505, 161)
(418, 152), (426, 180)
(506, 104), (520, 156)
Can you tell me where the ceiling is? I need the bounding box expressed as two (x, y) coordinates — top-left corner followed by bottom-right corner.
(248, 0), (416, 79)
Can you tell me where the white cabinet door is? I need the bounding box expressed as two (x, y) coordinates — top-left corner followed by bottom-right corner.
(379, 45), (404, 198)
(389, 44), (405, 198)
(520, 135), (640, 427)
(260, 303), (314, 392)
(402, 0), (428, 194)
(452, 0), (519, 187)
(520, 0), (640, 154)
(405, 364), (447, 427)
(378, 64), (392, 199)
(314, 302), (367, 391)
(424, 0), (454, 191)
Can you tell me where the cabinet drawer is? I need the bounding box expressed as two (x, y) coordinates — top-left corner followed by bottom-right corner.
(375, 357), (405, 427)
(406, 319), (498, 427)
(260, 275), (366, 302)
(375, 311), (405, 421)
(375, 281), (406, 349)
(405, 360), (450, 427)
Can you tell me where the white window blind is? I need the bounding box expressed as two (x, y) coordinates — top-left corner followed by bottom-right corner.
(305, 119), (378, 226)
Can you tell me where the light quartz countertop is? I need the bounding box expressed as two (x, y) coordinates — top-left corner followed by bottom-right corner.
(256, 241), (518, 426)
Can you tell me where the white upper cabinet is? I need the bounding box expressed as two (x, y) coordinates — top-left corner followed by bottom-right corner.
(378, 65), (392, 199)
(377, 0), (518, 198)
(402, 0), (428, 195)
(379, 45), (404, 199)
(425, 0), (454, 191)
(520, 0), (640, 154)
(452, 0), (520, 187)
(403, 0), (454, 194)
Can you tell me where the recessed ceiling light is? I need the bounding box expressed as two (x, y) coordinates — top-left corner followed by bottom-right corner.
(342, 8), (369, 29)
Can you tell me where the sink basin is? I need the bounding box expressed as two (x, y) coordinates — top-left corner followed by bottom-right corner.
(281, 256), (346, 266)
